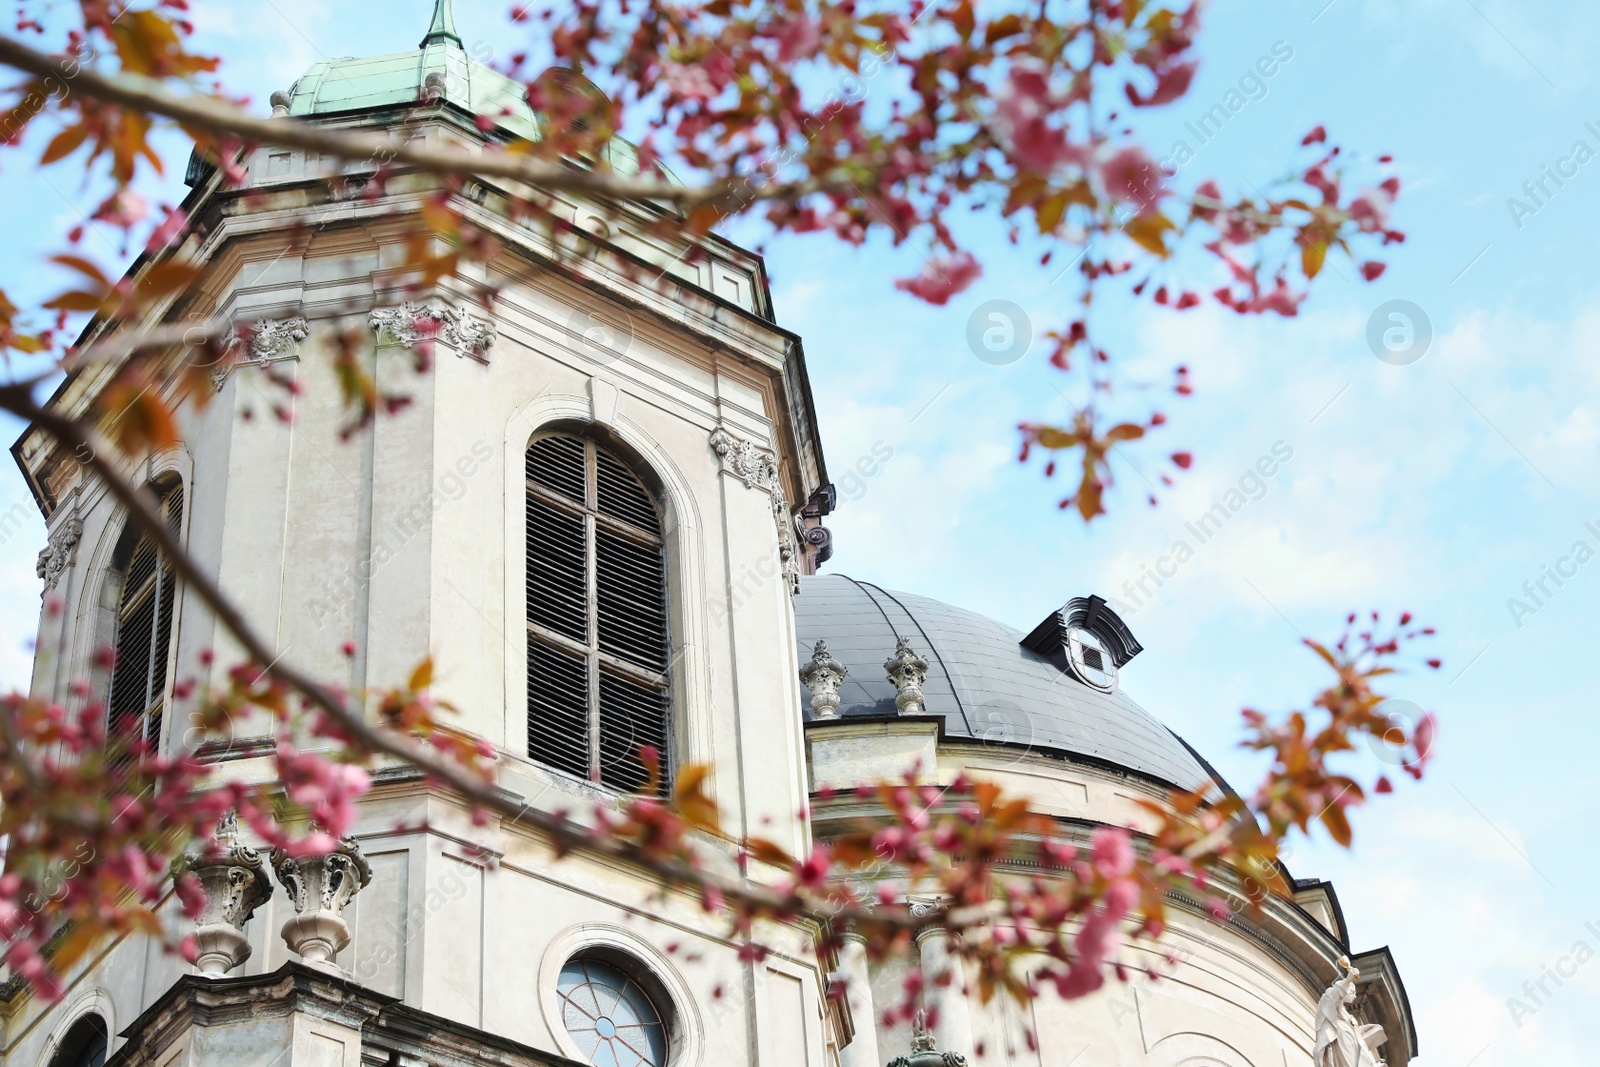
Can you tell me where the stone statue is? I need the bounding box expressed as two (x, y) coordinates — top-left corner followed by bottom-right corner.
(1313, 957), (1387, 1067)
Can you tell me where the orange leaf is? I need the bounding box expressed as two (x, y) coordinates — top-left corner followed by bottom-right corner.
(408, 657), (434, 692)
(1033, 427), (1082, 450)
(43, 290), (107, 313)
(745, 836), (796, 868)
(1076, 477), (1105, 521)
(1124, 213), (1175, 257)
(1036, 189), (1069, 235)
(135, 262), (202, 300)
(40, 124), (90, 165)
(985, 13), (1025, 43)
(1301, 240), (1327, 280)
(49, 255), (112, 289)
(1319, 801), (1353, 847)
(100, 377), (180, 454)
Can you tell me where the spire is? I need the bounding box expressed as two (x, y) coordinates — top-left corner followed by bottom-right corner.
(420, 0), (462, 48)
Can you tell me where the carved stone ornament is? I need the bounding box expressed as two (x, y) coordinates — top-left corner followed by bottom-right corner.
(369, 301), (497, 360)
(270, 833), (373, 971)
(884, 637), (930, 715)
(708, 425), (803, 594)
(709, 426), (783, 495)
(212, 316), (310, 390)
(1313, 956), (1388, 1067)
(180, 811), (274, 977)
(36, 517), (83, 593)
(799, 639), (848, 719)
(886, 1008), (968, 1067)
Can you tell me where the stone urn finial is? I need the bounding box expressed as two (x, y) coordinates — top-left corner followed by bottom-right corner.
(799, 640), (849, 719)
(886, 1008), (968, 1067)
(270, 834), (372, 971)
(884, 637), (929, 716)
(181, 811), (274, 977)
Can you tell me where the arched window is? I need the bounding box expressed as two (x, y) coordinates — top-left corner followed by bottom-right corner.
(105, 481), (184, 758)
(525, 434), (670, 793)
(49, 1014), (108, 1067)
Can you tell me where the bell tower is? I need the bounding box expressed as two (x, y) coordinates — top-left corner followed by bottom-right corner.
(8, 5), (843, 1065)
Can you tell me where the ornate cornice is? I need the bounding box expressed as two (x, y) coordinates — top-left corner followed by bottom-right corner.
(369, 301), (496, 360)
(213, 316), (309, 390)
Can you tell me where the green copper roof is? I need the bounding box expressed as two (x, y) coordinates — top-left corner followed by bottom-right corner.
(283, 7), (665, 181)
(287, 42), (542, 142)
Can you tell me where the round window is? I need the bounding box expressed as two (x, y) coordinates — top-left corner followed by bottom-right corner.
(558, 955), (671, 1067)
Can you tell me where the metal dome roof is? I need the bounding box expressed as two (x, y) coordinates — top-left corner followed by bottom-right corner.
(794, 574), (1212, 790)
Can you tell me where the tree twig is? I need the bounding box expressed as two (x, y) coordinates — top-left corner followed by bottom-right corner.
(0, 383), (954, 939)
(0, 35), (833, 211)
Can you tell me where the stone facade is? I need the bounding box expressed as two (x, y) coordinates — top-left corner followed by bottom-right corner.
(2, 10), (1414, 1067)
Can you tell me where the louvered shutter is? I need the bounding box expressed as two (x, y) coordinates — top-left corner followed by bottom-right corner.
(106, 483), (183, 762)
(525, 434), (670, 793)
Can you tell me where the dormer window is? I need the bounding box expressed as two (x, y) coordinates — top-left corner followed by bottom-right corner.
(1021, 594), (1141, 694)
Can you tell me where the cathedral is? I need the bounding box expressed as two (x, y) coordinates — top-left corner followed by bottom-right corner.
(6, 5), (1415, 1066)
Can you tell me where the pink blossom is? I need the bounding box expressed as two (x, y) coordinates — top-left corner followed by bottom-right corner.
(893, 251), (982, 306)
(1255, 278), (1304, 317)
(277, 744), (372, 837)
(144, 207), (189, 255)
(663, 63), (719, 103)
(1100, 146), (1164, 213)
(795, 845), (831, 888)
(1091, 826), (1135, 878)
(1104, 876), (1139, 918)
(1403, 711), (1437, 780)
(994, 63), (1074, 174)
(775, 15), (821, 63)
(92, 189), (149, 229)
(1056, 908), (1122, 996)
(1303, 164), (1339, 205)
(1125, 61), (1197, 108)
(1347, 188), (1392, 233)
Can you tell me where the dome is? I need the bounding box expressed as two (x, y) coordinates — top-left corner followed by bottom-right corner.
(794, 574), (1213, 790)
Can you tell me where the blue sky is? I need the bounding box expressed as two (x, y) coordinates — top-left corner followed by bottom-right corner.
(2, 2), (1597, 1063)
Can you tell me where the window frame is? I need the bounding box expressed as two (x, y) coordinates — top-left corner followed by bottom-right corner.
(556, 950), (674, 1067)
(524, 432), (672, 791)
